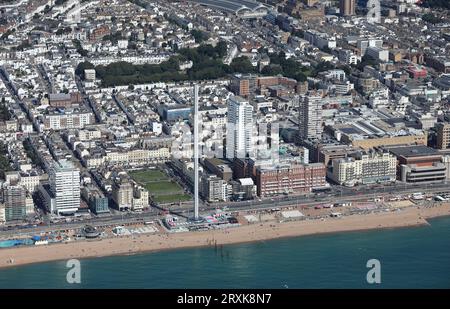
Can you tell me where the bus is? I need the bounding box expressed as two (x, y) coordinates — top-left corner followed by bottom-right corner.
(312, 187), (332, 194)
(411, 192), (425, 200)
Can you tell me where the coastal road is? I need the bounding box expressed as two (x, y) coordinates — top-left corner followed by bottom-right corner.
(1, 182), (449, 238)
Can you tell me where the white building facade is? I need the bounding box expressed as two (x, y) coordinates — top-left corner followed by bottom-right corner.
(49, 160), (80, 214)
(226, 96), (254, 159)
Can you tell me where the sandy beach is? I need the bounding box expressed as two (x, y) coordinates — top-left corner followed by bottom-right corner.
(1, 203), (450, 269)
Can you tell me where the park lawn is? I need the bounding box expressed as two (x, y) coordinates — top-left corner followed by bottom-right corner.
(129, 169), (190, 204)
(129, 169), (167, 183)
(153, 194), (192, 204)
(145, 181), (183, 195)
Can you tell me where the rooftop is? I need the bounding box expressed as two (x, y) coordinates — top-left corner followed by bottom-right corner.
(191, 0), (268, 15)
(388, 145), (441, 158)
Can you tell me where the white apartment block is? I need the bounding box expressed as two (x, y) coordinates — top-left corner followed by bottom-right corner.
(331, 152), (397, 186)
(42, 112), (94, 131)
(83, 147), (170, 168)
(19, 174), (41, 193)
(226, 96), (254, 159)
(49, 160), (80, 214)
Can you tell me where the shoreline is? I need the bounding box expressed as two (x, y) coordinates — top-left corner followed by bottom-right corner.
(1, 203), (450, 270)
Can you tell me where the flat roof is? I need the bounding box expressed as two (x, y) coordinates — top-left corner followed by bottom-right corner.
(191, 0), (267, 14)
(49, 93), (71, 101)
(164, 105), (191, 110)
(340, 127), (362, 135)
(238, 178), (254, 186)
(205, 157), (228, 165)
(388, 145), (440, 158)
(281, 210), (304, 218)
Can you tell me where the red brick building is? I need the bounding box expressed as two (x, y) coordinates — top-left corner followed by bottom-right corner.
(406, 66), (427, 79)
(254, 162), (326, 197)
(89, 25), (110, 41)
(48, 92), (82, 108)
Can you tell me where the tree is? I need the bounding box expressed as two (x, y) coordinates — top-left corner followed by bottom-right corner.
(215, 41), (228, 58)
(190, 29), (209, 43)
(340, 65), (352, 76)
(312, 61), (336, 77)
(422, 13), (442, 24)
(0, 141), (13, 174)
(421, 0), (450, 9)
(264, 51), (312, 81)
(73, 39), (88, 57)
(261, 65), (283, 76)
(230, 56), (256, 74)
(95, 42), (244, 86)
(103, 32), (124, 44)
(197, 44), (216, 58)
(0, 98), (10, 121)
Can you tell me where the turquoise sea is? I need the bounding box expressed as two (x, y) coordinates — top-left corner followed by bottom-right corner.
(0, 216), (449, 289)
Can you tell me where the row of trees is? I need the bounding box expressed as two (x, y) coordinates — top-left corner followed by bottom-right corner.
(76, 41), (262, 86)
(76, 42), (347, 86)
(190, 29), (209, 44)
(102, 32), (125, 44)
(422, 13), (443, 24)
(72, 39), (88, 57)
(56, 27), (72, 35)
(263, 51), (311, 82)
(0, 142), (12, 175)
(0, 98), (11, 121)
(421, 0), (450, 9)
(22, 139), (42, 168)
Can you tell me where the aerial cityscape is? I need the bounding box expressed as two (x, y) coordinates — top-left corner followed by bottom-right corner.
(0, 0), (450, 292)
